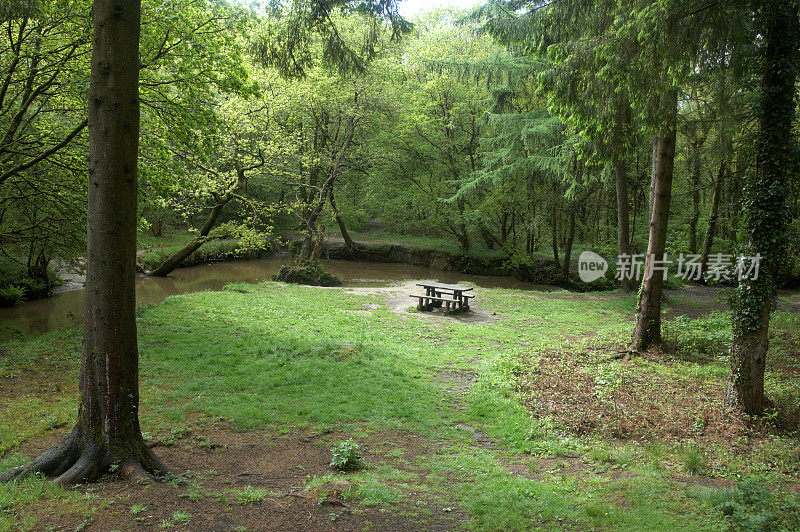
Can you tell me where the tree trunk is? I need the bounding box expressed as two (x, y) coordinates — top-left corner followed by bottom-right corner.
(149, 203), (226, 277)
(551, 205), (560, 267)
(329, 189), (357, 251)
(614, 155), (631, 290)
(562, 210), (576, 277)
(613, 100), (632, 291)
(632, 88), (677, 351)
(299, 117), (355, 262)
(689, 140), (701, 254)
(726, 0), (799, 415)
(700, 161), (725, 278)
(150, 161), (253, 277)
(1, 0), (166, 485)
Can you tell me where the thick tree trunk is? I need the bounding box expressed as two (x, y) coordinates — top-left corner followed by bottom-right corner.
(726, 0), (798, 415)
(632, 89), (677, 351)
(562, 210), (575, 277)
(1, 0), (165, 485)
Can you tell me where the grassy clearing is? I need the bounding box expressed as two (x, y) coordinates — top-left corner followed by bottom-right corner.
(0, 282), (798, 530)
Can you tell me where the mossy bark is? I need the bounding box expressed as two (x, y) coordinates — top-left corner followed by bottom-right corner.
(726, 0), (799, 416)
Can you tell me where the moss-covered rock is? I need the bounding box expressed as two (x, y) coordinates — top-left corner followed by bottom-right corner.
(273, 261), (342, 287)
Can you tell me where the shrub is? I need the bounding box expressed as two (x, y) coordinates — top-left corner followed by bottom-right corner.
(0, 285), (25, 307)
(330, 439), (361, 470)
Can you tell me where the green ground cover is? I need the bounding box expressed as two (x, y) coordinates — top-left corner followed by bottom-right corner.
(1, 283), (798, 530)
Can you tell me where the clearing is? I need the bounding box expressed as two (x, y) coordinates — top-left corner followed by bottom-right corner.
(1, 281), (798, 530)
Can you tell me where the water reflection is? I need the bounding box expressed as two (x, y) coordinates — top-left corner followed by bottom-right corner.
(0, 258), (552, 336)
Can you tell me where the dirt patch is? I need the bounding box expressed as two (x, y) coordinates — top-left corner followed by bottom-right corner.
(514, 350), (746, 445)
(13, 423), (468, 531)
(342, 280), (496, 324)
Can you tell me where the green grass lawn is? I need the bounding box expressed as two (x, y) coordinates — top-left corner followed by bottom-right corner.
(1, 283), (798, 530)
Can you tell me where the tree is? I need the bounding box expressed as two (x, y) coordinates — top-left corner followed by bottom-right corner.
(0, 0), (166, 484)
(477, 0), (643, 289)
(631, 88), (677, 350)
(0, 0), (91, 289)
(726, 0), (799, 415)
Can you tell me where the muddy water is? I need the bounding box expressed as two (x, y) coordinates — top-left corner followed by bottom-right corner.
(0, 258), (554, 336)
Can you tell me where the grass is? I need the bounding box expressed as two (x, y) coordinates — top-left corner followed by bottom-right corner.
(136, 228), (195, 250)
(1, 282), (799, 530)
(138, 239), (253, 271)
(234, 486), (272, 505)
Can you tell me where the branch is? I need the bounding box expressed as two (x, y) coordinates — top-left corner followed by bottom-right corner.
(0, 118), (87, 185)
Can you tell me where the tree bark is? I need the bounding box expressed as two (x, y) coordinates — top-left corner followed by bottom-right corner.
(631, 88), (677, 351)
(700, 161), (725, 278)
(150, 202), (226, 277)
(613, 100), (632, 290)
(550, 204), (559, 267)
(1, 0), (166, 485)
(689, 140), (702, 254)
(562, 210), (576, 277)
(726, 0), (799, 415)
(329, 188), (357, 251)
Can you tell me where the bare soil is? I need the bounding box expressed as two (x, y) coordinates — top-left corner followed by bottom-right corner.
(17, 422), (469, 531)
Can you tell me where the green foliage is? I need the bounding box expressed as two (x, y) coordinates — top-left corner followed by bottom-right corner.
(680, 443), (707, 475)
(235, 486), (272, 505)
(251, 0), (411, 78)
(139, 240), (265, 271)
(330, 439), (362, 470)
(703, 479), (800, 532)
(0, 286), (25, 307)
(662, 313), (732, 356)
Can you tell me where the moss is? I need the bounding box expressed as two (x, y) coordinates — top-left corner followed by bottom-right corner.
(273, 261), (342, 286)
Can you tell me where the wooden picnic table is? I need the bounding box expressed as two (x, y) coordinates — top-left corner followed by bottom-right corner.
(410, 281), (474, 313)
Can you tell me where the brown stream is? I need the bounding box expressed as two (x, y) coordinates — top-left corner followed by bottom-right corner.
(0, 258), (554, 336)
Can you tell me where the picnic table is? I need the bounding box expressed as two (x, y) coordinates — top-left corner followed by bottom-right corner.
(410, 281), (474, 313)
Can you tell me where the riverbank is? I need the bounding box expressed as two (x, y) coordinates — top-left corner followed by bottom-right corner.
(0, 257), (559, 337)
(1, 281), (798, 530)
(138, 231), (614, 291)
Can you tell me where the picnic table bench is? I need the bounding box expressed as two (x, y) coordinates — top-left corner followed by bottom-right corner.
(410, 281), (474, 313)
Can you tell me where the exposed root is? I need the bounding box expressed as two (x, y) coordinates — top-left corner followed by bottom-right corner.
(0, 430), (81, 482)
(55, 451), (104, 485)
(603, 350), (634, 362)
(0, 429), (168, 485)
(119, 458), (150, 483)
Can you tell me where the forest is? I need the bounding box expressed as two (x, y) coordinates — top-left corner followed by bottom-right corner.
(1, 0), (799, 530)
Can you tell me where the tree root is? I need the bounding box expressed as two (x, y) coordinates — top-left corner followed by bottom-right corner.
(602, 350), (634, 363)
(0, 428), (168, 485)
